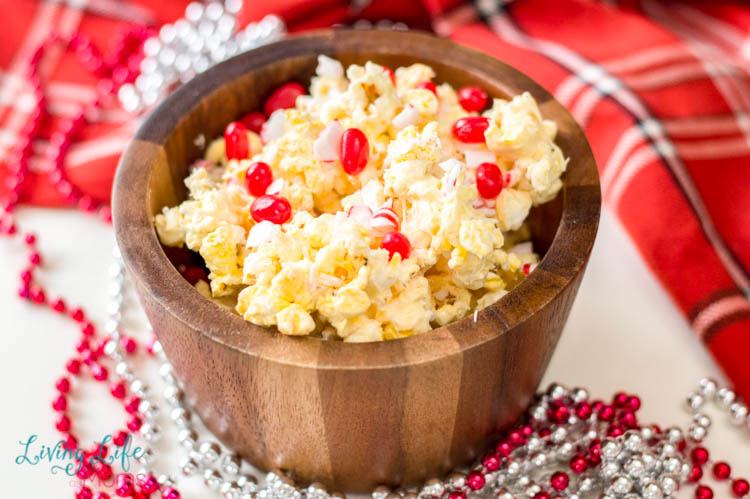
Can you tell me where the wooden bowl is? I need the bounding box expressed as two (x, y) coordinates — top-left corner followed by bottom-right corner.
(113, 29), (600, 492)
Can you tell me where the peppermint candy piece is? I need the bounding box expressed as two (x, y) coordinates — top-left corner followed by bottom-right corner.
(246, 220), (280, 247)
(346, 205), (374, 227)
(313, 120), (343, 162)
(392, 104), (420, 130)
(260, 109), (285, 144)
(370, 205), (400, 235)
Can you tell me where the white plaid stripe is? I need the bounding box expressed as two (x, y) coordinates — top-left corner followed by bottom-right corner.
(480, 6), (750, 300)
(663, 113), (750, 136)
(604, 44), (691, 73)
(693, 295), (750, 339)
(671, 3), (746, 52)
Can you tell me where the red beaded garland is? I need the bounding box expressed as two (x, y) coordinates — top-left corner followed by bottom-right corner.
(691, 446), (710, 465)
(689, 465), (704, 483)
(733, 479), (750, 497)
(696, 485), (714, 499)
(550, 471), (569, 491)
(714, 461), (732, 480)
(569, 454), (588, 473)
(467, 470), (485, 490)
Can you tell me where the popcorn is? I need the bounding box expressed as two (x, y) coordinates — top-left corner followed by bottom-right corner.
(154, 59), (567, 341)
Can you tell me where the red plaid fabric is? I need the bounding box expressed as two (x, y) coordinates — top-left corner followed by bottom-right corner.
(2, 0), (749, 398)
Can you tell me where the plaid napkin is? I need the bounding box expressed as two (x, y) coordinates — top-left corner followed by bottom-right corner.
(2, 0), (749, 399)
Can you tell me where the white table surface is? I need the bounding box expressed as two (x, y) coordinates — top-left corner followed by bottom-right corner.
(2, 206), (748, 498)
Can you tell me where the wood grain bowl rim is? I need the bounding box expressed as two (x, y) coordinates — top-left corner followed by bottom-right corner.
(113, 29), (600, 370)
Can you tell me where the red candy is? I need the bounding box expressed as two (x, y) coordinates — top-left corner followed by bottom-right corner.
(451, 116), (490, 143)
(417, 81), (437, 96)
(714, 461), (732, 480)
(250, 194), (292, 225)
(458, 86), (489, 112)
(381, 231), (411, 261)
(733, 479), (750, 497)
(475, 162), (504, 199)
(263, 82), (305, 116)
(339, 128), (369, 175)
(245, 161), (273, 196)
(224, 121), (250, 160)
(240, 111), (266, 133)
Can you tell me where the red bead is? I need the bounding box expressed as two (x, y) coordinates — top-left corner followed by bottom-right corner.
(575, 402), (592, 419)
(29, 285), (46, 304)
(138, 473), (160, 494)
(551, 404), (570, 424)
(95, 461), (113, 480)
(607, 424), (624, 437)
(598, 404), (615, 421)
(76, 486), (93, 499)
(416, 81), (437, 95)
(125, 396), (141, 414)
(182, 266), (207, 285)
(520, 424), (533, 437)
(113, 430), (129, 447)
(224, 121), (250, 160)
(115, 473), (135, 497)
(21, 269), (32, 284)
(713, 461), (732, 480)
(496, 441), (513, 457)
(626, 395), (641, 411)
(339, 128), (369, 175)
(550, 471), (569, 491)
(381, 231), (411, 261)
(29, 252), (41, 265)
(93, 493), (110, 499)
(71, 307), (85, 322)
(18, 285), (30, 299)
(482, 452), (500, 471)
(127, 415), (142, 432)
(569, 454), (587, 473)
(696, 485), (714, 499)
(24, 233), (36, 245)
(457, 86), (489, 112)
(587, 439), (601, 465)
(691, 446), (710, 465)
(619, 410), (637, 428)
(264, 81), (305, 116)
(245, 161), (274, 196)
(732, 479), (750, 497)
(78, 196), (96, 212)
(467, 470), (485, 490)
(66, 358), (81, 374)
(508, 429), (525, 447)
(64, 434), (78, 450)
(81, 322), (96, 336)
(451, 116), (490, 143)
(613, 392), (629, 407)
(56, 377), (71, 393)
(55, 414), (71, 432)
(111, 382), (127, 399)
(475, 162), (504, 199)
(241, 111), (266, 134)
(77, 460), (94, 479)
(76, 339), (90, 353)
(52, 394), (67, 411)
(250, 194), (292, 224)
(532, 493), (550, 499)
(162, 488), (181, 499)
(382, 66), (396, 84)
(92, 363), (109, 381)
(120, 336), (138, 354)
(689, 465), (703, 482)
(448, 492), (465, 499)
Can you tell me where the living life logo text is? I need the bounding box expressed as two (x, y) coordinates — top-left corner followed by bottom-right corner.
(15, 434), (145, 476)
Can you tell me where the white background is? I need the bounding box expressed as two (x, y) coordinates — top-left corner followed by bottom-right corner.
(2, 206), (748, 497)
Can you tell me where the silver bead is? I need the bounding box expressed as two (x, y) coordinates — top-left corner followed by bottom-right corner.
(611, 475), (632, 494)
(623, 431), (642, 451)
(640, 425), (654, 441)
(419, 478), (444, 498)
(164, 385), (185, 405)
(221, 480), (242, 499)
(372, 486), (390, 499)
(693, 412), (711, 428)
(698, 378), (718, 398)
(515, 475), (530, 488)
(496, 490), (514, 499)
(547, 383), (567, 400)
(185, 2), (204, 23)
(137, 448), (154, 465)
(578, 477), (594, 492)
(663, 456), (682, 474)
(730, 402), (749, 425)
(524, 483), (541, 497)
(204, 469), (223, 489)
(177, 428), (198, 447)
(223, 454), (242, 475)
(717, 387), (736, 407)
(602, 462), (620, 478)
(105, 340), (120, 357)
(157, 473), (175, 487)
(199, 441), (222, 463)
(555, 442), (574, 461)
(506, 461), (521, 476)
(140, 422), (160, 442)
(641, 451), (658, 470)
(205, 2), (224, 21)
(531, 405), (547, 422)
(531, 453), (547, 467)
(159, 362), (174, 379)
(666, 427), (683, 443)
(571, 387), (589, 403)
(660, 476), (677, 495)
(686, 392), (705, 411)
(130, 379), (149, 397)
(307, 482), (329, 499)
(600, 439), (621, 459)
(551, 427), (567, 443)
(179, 456), (199, 476)
(237, 474), (258, 494)
(447, 472), (466, 489)
(688, 423), (707, 442)
(624, 457), (645, 478)
(526, 437), (542, 452)
(170, 407), (190, 423)
(114, 360), (130, 376)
